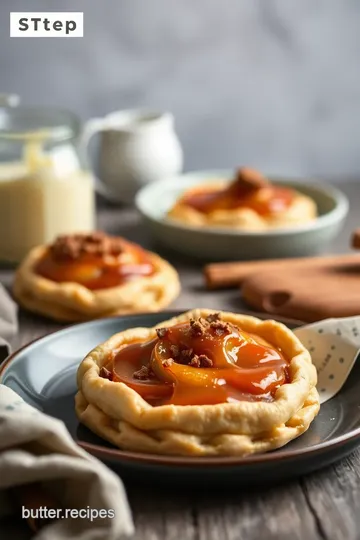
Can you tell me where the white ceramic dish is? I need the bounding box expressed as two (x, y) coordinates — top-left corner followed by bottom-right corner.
(135, 171), (349, 261)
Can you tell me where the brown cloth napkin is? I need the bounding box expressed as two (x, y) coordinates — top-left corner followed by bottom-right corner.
(0, 283), (18, 362)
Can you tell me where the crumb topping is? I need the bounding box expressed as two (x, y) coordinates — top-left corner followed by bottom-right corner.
(233, 167), (269, 193)
(197, 355), (213, 368)
(188, 314), (232, 338)
(50, 232), (125, 261)
(129, 314), (236, 380)
(133, 365), (155, 380)
(162, 350), (213, 369)
(156, 327), (169, 339)
(99, 366), (113, 380)
(157, 313), (232, 369)
(189, 354), (213, 368)
(206, 312), (221, 323)
(210, 320), (232, 336)
(188, 318), (208, 337)
(162, 358), (174, 368)
(169, 344), (180, 357)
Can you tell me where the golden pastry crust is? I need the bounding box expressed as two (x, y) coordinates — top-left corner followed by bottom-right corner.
(168, 182), (317, 230)
(13, 245), (180, 322)
(75, 309), (320, 456)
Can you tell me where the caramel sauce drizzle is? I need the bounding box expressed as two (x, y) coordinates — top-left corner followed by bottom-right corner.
(110, 315), (289, 406)
(180, 168), (294, 217)
(35, 233), (154, 290)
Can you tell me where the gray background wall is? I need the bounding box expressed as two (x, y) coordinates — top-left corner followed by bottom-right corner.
(1, 0), (360, 178)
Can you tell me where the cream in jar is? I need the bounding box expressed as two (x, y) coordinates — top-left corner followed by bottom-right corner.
(0, 132), (95, 263)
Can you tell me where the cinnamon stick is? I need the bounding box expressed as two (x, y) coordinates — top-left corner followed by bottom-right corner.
(352, 229), (360, 249)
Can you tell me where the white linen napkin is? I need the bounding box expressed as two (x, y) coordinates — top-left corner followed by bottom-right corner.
(294, 316), (360, 404)
(0, 385), (134, 540)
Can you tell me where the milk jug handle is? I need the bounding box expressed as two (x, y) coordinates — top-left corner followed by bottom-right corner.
(79, 117), (107, 164)
(79, 117), (111, 197)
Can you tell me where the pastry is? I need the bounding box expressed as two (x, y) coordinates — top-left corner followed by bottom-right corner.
(76, 309), (319, 456)
(167, 167), (317, 230)
(13, 232), (180, 322)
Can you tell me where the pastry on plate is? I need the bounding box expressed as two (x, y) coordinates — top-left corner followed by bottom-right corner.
(167, 167), (317, 230)
(13, 231), (180, 322)
(75, 309), (319, 456)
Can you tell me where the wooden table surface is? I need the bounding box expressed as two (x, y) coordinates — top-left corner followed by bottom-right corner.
(1, 179), (360, 540)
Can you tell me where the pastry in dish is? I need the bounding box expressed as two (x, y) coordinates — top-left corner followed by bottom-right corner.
(13, 232), (180, 322)
(75, 309), (319, 456)
(167, 167), (317, 230)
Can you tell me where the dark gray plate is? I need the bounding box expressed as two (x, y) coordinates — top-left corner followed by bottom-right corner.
(1, 311), (360, 486)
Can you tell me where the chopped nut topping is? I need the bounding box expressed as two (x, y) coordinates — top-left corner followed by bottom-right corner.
(99, 366), (112, 380)
(133, 365), (153, 380)
(180, 348), (193, 361)
(234, 167), (269, 193)
(50, 232), (124, 262)
(189, 318), (208, 337)
(166, 348), (213, 369)
(206, 313), (221, 323)
(188, 315), (232, 338)
(170, 344), (180, 358)
(153, 315), (231, 370)
(156, 327), (169, 339)
(189, 356), (201, 368)
(162, 358), (174, 368)
(189, 353), (213, 368)
(210, 320), (232, 336)
(198, 354), (213, 368)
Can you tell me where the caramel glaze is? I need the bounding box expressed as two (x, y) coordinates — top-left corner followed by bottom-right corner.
(110, 321), (289, 406)
(180, 182), (294, 216)
(35, 241), (155, 290)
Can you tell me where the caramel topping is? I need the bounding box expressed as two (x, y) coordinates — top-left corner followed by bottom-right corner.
(180, 167), (294, 217)
(112, 313), (289, 406)
(157, 315), (232, 366)
(35, 231), (155, 290)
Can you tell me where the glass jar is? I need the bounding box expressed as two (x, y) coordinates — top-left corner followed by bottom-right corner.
(0, 107), (96, 263)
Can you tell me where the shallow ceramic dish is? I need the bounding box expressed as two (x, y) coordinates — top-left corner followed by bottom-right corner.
(1, 312), (360, 487)
(135, 171), (349, 261)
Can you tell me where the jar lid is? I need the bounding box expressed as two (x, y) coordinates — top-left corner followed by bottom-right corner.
(0, 94), (20, 107)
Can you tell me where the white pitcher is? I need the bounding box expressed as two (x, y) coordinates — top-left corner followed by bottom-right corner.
(81, 109), (183, 203)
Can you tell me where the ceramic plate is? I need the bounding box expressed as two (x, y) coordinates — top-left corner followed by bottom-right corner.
(135, 171), (348, 261)
(1, 312), (360, 487)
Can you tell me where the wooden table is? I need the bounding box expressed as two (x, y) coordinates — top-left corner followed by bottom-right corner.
(1, 179), (360, 540)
